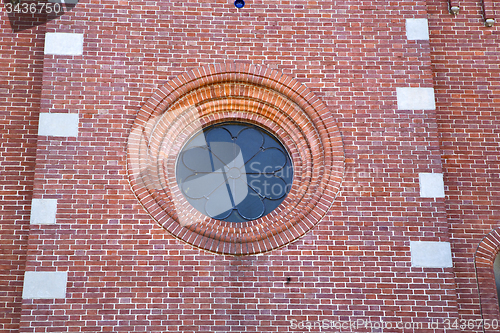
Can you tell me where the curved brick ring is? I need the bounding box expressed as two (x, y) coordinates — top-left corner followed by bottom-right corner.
(127, 63), (345, 255)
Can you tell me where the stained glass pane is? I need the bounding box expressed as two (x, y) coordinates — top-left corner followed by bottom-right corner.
(175, 122), (293, 222)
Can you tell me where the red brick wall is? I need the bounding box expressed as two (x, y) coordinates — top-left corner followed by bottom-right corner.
(1, 0), (499, 332)
(428, 0), (500, 331)
(0, 8), (45, 333)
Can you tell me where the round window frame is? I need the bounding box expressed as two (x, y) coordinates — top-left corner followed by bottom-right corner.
(127, 64), (345, 255)
(175, 121), (295, 223)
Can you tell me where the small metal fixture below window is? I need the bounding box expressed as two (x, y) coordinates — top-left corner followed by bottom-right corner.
(450, 6), (459, 16)
(234, 0), (245, 8)
(485, 18), (495, 27)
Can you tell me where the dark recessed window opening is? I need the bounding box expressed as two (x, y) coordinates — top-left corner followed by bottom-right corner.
(494, 252), (500, 310)
(176, 122), (293, 222)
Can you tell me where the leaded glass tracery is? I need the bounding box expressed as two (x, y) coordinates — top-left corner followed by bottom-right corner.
(175, 122), (293, 222)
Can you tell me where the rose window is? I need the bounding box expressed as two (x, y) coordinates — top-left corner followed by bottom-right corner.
(127, 64), (345, 255)
(175, 122), (293, 222)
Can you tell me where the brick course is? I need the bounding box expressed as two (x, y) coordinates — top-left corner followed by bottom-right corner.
(0, 7), (45, 332)
(428, 1), (500, 332)
(0, 0), (499, 332)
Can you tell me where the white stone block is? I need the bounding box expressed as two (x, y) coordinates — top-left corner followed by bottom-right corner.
(406, 18), (430, 40)
(44, 33), (84, 56)
(396, 87), (436, 110)
(22, 271), (68, 299)
(30, 199), (58, 225)
(38, 113), (79, 137)
(419, 173), (445, 198)
(410, 241), (453, 268)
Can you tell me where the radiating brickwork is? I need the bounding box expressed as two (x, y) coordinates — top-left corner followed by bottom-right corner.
(127, 64), (344, 255)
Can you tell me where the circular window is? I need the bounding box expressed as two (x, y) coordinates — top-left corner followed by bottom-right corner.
(127, 64), (345, 255)
(176, 122), (293, 222)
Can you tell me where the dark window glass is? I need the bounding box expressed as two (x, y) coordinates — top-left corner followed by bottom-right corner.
(494, 252), (500, 310)
(176, 122), (293, 222)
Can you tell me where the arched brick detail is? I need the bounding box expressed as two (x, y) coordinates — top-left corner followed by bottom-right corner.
(475, 227), (500, 329)
(127, 63), (345, 255)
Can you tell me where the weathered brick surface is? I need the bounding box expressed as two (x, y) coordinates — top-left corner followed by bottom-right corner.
(0, 0), (498, 332)
(427, 1), (500, 332)
(0, 6), (45, 333)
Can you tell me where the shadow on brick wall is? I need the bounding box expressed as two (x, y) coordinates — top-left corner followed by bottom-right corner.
(3, 0), (77, 33)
